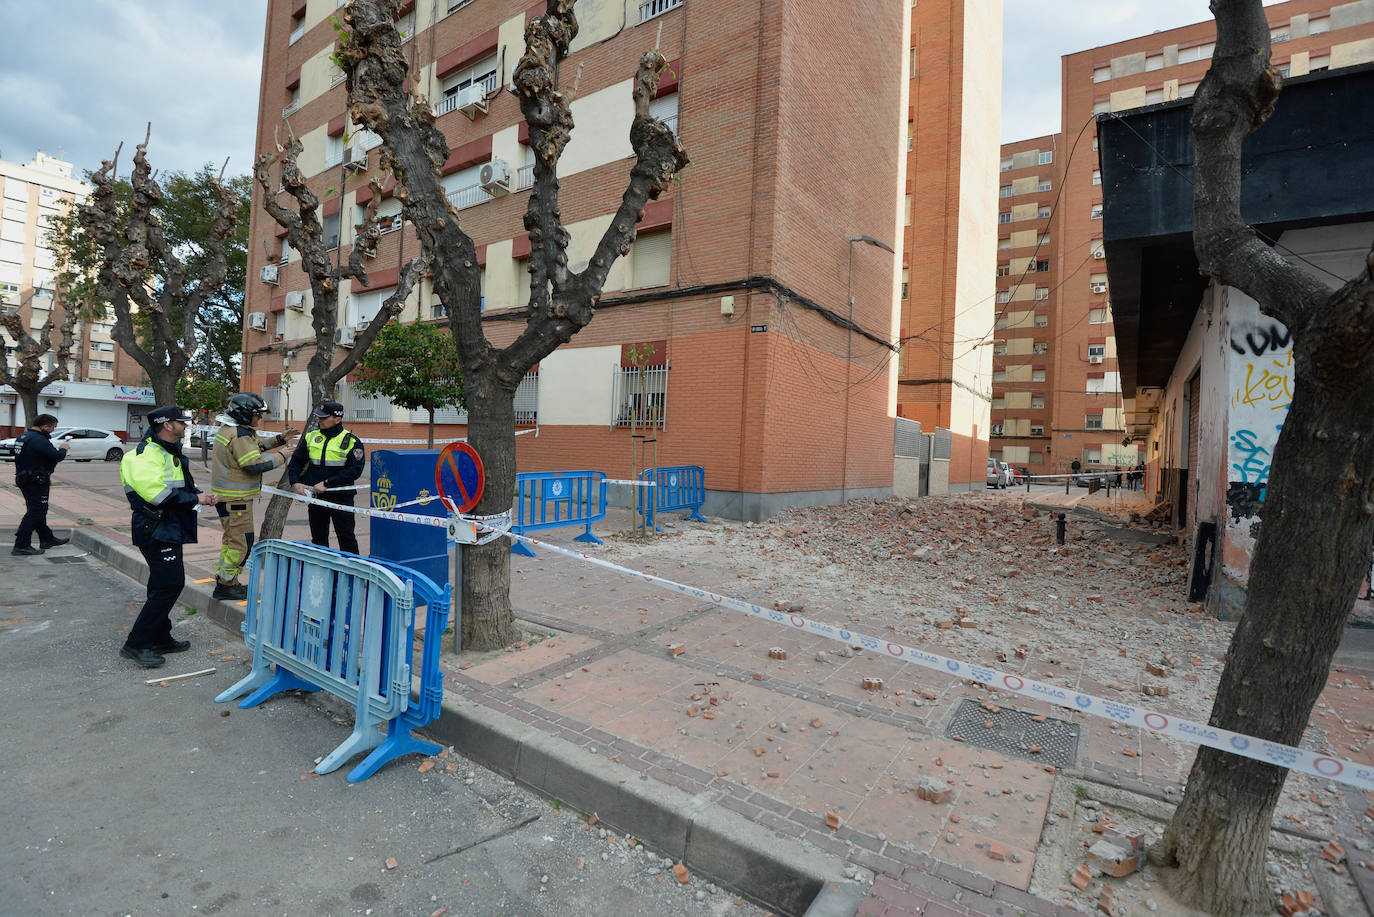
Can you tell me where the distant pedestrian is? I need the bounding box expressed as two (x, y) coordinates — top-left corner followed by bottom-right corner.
(1071, 458), (1081, 483)
(119, 406), (217, 668)
(1134, 461), (1146, 491)
(288, 401), (365, 554)
(1113, 465), (1123, 488)
(11, 413), (70, 556)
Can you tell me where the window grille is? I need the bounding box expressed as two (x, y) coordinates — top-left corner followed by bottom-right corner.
(612, 363), (669, 429)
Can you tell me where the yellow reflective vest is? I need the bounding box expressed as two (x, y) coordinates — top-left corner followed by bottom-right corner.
(120, 435), (200, 544)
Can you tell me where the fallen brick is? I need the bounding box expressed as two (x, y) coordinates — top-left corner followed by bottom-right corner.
(668, 643), (686, 657)
(1142, 684), (1168, 697)
(417, 760), (435, 774)
(916, 776), (953, 804)
(1321, 841), (1345, 863)
(768, 647), (787, 660)
(1098, 886), (1118, 916)
(385, 857), (398, 870)
(862, 676), (884, 691)
(987, 841), (1007, 861)
(673, 862), (690, 883)
(1070, 864), (1091, 890)
(1145, 662), (1169, 677)
(825, 811), (841, 829)
(1087, 840), (1139, 877)
(810, 717), (822, 728)
(686, 706), (701, 717)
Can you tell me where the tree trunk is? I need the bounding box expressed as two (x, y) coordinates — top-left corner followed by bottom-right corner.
(426, 406), (435, 449)
(148, 368), (178, 407)
(258, 375), (328, 540)
(18, 390), (39, 427)
(1149, 351), (1374, 913)
(461, 369), (517, 650)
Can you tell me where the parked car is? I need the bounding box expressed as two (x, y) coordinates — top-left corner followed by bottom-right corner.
(998, 461), (1015, 487)
(986, 458), (1003, 488)
(1008, 464), (1027, 486)
(0, 427), (126, 462)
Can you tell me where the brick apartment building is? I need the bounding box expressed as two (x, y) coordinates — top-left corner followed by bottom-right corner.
(1, 152), (152, 437)
(990, 0), (1374, 477)
(241, 0), (917, 520)
(897, 0), (1000, 491)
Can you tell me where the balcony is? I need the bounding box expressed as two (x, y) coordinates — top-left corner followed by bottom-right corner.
(446, 183), (488, 211)
(514, 165), (535, 191)
(289, 24), (304, 44)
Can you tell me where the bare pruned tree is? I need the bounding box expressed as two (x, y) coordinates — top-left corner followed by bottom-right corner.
(77, 128), (241, 405)
(335, 0), (688, 649)
(0, 290), (77, 425)
(1145, 1), (1374, 913)
(253, 144), (429, 540)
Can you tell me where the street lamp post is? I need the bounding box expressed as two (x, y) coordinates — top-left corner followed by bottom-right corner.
(841, 234), (896, 503)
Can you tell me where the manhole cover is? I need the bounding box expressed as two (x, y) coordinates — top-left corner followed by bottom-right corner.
(944, 698), (1079, 769)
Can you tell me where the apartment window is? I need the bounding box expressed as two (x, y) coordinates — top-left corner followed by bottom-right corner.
(1092, 66), (1112, 83)
(996, 265), (1010, 278)
(1029, 451), (1044, 464)
(1090, 204), (1103, 220)
(1038, 233), (1051, 245)
(1037, 205), (1052, 219)
(1037, 180), (1052, 192)
(1088, 344), (1105, 359)
(447, 0), (475, 12)
(1310, 16), (1329, 35)
(998, 238), (1012, 251)
(999, 185), (1013, 198)
(1089, 307), (1109, 324)
(1034, 314), (1048, 327)
(1034, 287), (1049, 301)
(1031, 395), (1045, 409)
(1270, 28), (1288, 43)
(993, 341), (1007, 356)
(396, 11), (415, 41)
(441, 54), (499, 112)
(1091, 170), (1101, 185)
(996, 291), (1011, 304)
(89, 341), (114, 353)
(613, 361), (668, 427)
(1033, 341), (1047, 354)
(999, 157), (1013, 172)
(1085, 414), (1104, 430)
(323, 213), (341, 250)
(1178, 42), (1214, 64)
(289, 17), (305, 44)
(1037, 151), (1053, 165)
(631, 230), (671, 289)
(1030, 425), (1044, 436)
(909, 47), (916, 73)
(1034, 259), (1049, 273)
(991, 398), (1004, 410)
(639, 0), (684, 23)
(325, 134), (344, 168)
(998, 212), (1012, 224)
(1083, 448), (1102, 463)
(1092, 137), (1099, 152)
(1031, 369), (1045, 382)
(88, 360), (114, 372)
(992, 370), (1006, 383)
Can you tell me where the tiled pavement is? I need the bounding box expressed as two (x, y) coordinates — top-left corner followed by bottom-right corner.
(5, 466), (1374, 916)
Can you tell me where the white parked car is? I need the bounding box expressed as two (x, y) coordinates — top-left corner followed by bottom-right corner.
(0, 427), (126, 462)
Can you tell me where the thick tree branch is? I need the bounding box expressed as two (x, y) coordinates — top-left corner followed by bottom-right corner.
(1192, 0), (1329, 330)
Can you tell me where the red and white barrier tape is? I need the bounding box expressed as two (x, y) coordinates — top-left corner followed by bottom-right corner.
(482, 525), (1374, 792)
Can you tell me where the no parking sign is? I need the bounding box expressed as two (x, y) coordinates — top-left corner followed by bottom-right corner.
(434, 441), (486, 513)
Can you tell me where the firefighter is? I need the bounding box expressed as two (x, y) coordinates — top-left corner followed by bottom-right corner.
(288, 400), (365, 554)
(211, 392), (297, 601)
(119, 405), (217, 668)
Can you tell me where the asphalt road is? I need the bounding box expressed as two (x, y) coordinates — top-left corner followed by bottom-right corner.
(0, 545), (766, 917)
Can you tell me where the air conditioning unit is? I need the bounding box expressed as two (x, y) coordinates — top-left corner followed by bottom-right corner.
(456, 83), (488, 118)
(248, 312), (268, 331)
(353, 319), (370, 332)
(479, 158), (511, 194)
(335, 327), (356, 347)
(991, 424), (1004, 437)
(343, 146), (368, 173)
(1092, 249), (1106, 260)
(1090, 281), (1108, 293)
(1089, 354), (1104, 364)
(44, 397), (61, 408)
(285, 290), (306, 311)
(260, 263), (280, 285)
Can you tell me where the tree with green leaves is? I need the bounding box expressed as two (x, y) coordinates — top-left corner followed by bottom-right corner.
(353, 321), (465, 448)
(49, 140), (250, 404)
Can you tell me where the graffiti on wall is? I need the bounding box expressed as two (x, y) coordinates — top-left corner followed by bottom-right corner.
(1226, 317), (1294, 527)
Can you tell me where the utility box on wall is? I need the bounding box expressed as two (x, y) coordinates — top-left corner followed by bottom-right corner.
(369, 449), (448, 588)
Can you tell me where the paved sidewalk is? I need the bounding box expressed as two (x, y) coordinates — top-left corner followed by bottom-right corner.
(5, 463), (1373, 916)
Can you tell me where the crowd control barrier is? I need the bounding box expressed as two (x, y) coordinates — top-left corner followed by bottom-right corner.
(214, 539), (452, 782)
(638, 465), (707, 531)
(510, 469), (607, 557)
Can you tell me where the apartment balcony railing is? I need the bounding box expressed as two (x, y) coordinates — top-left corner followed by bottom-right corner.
(446, 184), (488, 211)
(514, 165), (535, 190)
(282, 101), (301, 119)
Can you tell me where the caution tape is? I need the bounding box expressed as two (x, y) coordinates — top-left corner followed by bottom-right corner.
(604, 479), (656, 487)
(482, 525), (1374, 792)
(261, 485), (449, 529)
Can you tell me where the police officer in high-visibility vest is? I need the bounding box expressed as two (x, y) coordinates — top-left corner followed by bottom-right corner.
(119, 405), (217, 668)
(288, 401), (365, 554)
(211, 392), (297, 601)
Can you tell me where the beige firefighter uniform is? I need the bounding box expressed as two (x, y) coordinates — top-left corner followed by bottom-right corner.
(211, 424), (289, 585)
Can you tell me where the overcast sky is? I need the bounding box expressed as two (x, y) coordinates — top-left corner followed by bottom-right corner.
(0, 1), (1249, 181)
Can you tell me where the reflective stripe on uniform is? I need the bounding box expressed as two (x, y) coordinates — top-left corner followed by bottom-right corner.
(120, 440), (184, 506)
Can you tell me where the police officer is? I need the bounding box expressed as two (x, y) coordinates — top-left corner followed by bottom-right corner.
(11, 413), (71, 555)
(288, 400), (365, 554)
(211, 392), (297, 601)
(119, 405), (217, 668)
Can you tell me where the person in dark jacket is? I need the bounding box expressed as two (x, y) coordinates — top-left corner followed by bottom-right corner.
(288, 401), (365, 554)
(118, 405), (218, 668)
(12, 413), (70, 555)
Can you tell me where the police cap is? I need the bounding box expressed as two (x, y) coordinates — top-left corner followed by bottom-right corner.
(147, 405), (194, 425)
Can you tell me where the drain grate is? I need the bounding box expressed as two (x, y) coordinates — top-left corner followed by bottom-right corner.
(45, 555), (88, 564)
(944, 698), (1080, 769)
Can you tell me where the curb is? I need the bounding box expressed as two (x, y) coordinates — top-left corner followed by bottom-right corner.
(53, 526), (863, 917)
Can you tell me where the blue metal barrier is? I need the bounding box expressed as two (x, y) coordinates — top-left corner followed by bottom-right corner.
(638, 465), (707, 530)
(510, 469), (607, 557)
(214, 539), (452, 782)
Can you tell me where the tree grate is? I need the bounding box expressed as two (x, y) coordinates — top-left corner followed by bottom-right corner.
(944, 698), (1080, 769)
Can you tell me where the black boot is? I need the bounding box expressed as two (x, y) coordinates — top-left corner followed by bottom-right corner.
(212, 582), (247, 601)
(39, 536), (71, 549)
(120, 645), (166, 668)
